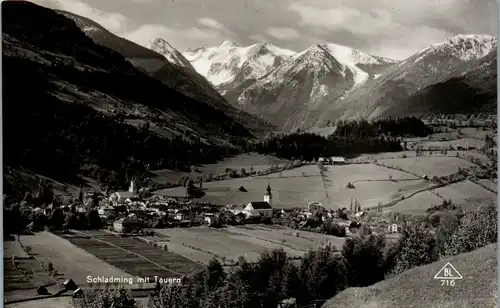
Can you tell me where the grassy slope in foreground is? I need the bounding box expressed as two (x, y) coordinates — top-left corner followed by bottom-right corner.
(323, 243), (497, 308)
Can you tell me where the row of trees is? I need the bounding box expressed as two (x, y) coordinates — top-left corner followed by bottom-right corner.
(73, 203), (497, 308)
(335, 117), (431, 138)
(252, 132), (402, 161)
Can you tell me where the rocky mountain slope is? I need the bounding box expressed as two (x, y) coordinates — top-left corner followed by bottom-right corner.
(320, 34), (498, 124)
(2, 1), (252, 193)
(184, 35), (496, 132)
(183, 41), (398, 131)
(57, 10), (274, 134)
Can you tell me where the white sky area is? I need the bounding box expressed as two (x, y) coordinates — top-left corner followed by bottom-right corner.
(33, 0), (497, 60)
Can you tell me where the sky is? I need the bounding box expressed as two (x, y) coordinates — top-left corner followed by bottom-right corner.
(33, 0), (497, 60)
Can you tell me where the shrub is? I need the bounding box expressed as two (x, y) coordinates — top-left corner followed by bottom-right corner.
(444, 205), (497, 256)
(71, 286), (137, 308)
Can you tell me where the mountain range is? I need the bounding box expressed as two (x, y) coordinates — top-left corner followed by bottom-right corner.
(180, 35), (496, 131)
(58, 10), (275, 134)
(45, 5), (498, 133)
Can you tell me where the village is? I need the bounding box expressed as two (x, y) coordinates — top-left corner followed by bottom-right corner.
(36, 170), (402, 240)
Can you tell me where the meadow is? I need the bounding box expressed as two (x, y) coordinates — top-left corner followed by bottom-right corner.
(420, 138), (485, 149)
(323, 244), (498, 308)
(156, 163), (435, 210)
(432, 180), (497, 209)
(153, 225), (347, 264)
(152, 153), (290, 184)
(19, 231), (136, 286)
(377, 156), (475, 177)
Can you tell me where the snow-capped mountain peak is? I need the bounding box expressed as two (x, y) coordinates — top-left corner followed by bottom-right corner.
(424, 34), (497, 61)
(321, 43), (398, 65)
(149, 38), (193, 68)
(182, 41), (296, 86)
(219, 40), (237, 48)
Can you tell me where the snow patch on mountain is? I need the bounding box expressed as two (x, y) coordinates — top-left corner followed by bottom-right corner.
(419, 34), (497, 61)
(150, 38), (193, 68)
(183, 42), (296, 86)
(321, 43), (380, 88)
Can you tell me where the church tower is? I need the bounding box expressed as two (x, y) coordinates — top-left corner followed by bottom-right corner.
(129, 180), (137, 195)
(264, 183), (272, 205)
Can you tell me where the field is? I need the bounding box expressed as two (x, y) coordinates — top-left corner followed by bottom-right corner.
(5, 297), (150, 308)
(60, 230), (204, 281)
(155, 164), (432, 209)
(382, 191), (444, 215)
(152, 153), (290, 184)
(18, 232), (135, 286)
(420, 137), (485, 149)
(377, 156), (474, 177)
(154, 225), (347, 264)
(351, 150), (490, 165)
(3, 258), (56, 292)
(477, 179), (497, 193)
(432, 180), (497, 208)
(323, 243), (498, 308)
(4, 236), (30, 259)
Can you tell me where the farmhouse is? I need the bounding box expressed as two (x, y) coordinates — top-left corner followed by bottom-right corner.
(113, 217), (141, 233)
(308, 201), (326, 213)
(227, 204), (246, 215)
(331, 156), (346, 165)
(174, 210), (193, 221)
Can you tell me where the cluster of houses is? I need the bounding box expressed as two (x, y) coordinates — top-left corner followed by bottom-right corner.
(94, 180), (276, 233)
(82, 179), (401, 236)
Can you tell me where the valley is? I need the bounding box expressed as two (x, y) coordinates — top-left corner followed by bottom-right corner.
(2, 1), (497, 308)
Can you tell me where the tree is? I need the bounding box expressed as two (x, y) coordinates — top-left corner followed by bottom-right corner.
(49, 208), (65, 230)
(78, 188), (84, 204)
(389, 223), (440, 276)
(341, 234), (386, 287)
(86, 208), (102, 230)
(148, 284), (189, 308)
(298, 245), (347, 304)
(64, 212), (78, 230)
(8, 203), (22, 235)
(204, 259), (226, 291)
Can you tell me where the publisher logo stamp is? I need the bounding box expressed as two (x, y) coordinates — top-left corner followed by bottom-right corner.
(434, 262), (462, 286)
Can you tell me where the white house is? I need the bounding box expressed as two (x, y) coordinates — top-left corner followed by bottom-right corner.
(204, 216), (213, 225)
(354, 211), (366, 219)
(387, 223), (402, 233)
(228, 204), (246, 215)
(331, 157), (346, 164)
